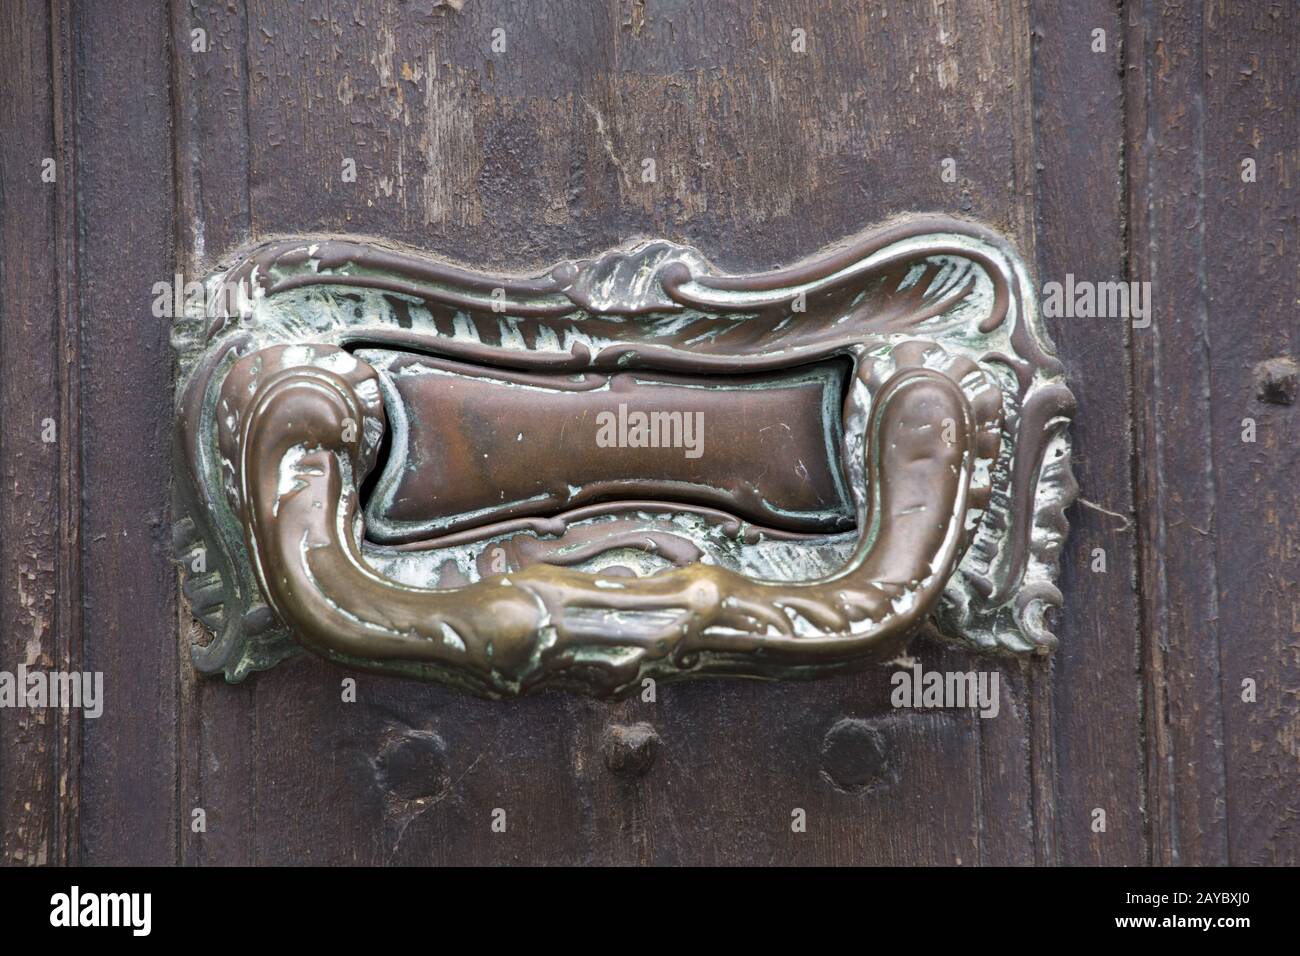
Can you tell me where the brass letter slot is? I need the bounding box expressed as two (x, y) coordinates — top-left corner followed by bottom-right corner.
(362, 354), (853, 542)
(173, 217), (1076, 696)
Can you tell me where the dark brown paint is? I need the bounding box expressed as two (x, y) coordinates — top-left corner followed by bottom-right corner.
(1, 0), (1293, 868)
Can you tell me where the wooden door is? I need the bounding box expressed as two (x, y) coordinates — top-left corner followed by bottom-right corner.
(1, 0), (1295, 866)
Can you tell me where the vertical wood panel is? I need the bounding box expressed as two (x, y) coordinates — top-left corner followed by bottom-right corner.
(1127, 0), (1227, 869)
(185, 0), (1052, 865)
(0, 0), (61, 867)
(1201, 0), (1297, 865)
(169, 0), (257, 868)
(1128, 0), (1298, 865)
(1031, 0), (1146, 864)
(1, 0), (1287, 867)
(74, 0), (179, 865)
(50, 0), (85, 867)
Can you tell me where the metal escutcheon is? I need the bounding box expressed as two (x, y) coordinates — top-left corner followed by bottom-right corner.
(172, 216), (1076, 697)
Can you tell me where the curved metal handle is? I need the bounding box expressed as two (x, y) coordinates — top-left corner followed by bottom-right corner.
(214, 342), (1001, 695)
(173, 216), (1075, 696)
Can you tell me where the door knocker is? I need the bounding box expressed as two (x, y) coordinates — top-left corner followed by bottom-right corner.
(172, 215), (1075, 696)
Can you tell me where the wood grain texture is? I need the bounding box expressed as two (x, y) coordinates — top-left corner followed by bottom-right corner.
(1127, 0), (1226, 869)
(170, 0), (257, 868)
(1129, 0), (1299, 866)
(1201, 0), (1299, 867)
(0, 0), (61, 867)
(1031, 0), (1145, 865)
(72, 0), (179, 865)
(0, 0), (1294, 866)
(210, 0), (1043, 865)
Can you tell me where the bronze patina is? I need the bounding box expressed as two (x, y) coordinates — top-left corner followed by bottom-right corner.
(172, 216), (1076, 697)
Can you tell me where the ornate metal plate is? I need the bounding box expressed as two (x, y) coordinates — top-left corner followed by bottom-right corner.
(172, 215), (1076, 697)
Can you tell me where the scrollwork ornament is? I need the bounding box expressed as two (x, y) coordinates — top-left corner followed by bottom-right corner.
(172, 215), (1075, 697)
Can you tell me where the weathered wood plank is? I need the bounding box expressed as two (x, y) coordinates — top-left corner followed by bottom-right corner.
(73, 0), (179, 865)
(1031, 0), (1146, 864)
(584, 639), (986, 866)
(50, 0), (86, 871)
(27, 0), (1291, 867)
(169, 0), (257, 868)
(205, 0), (1049, 865)
(1126, 0), (1230, 869)
(1200, 0), (1298, 865)
(0, 0), (61, 867)
(1128, 0), (1298, 865)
